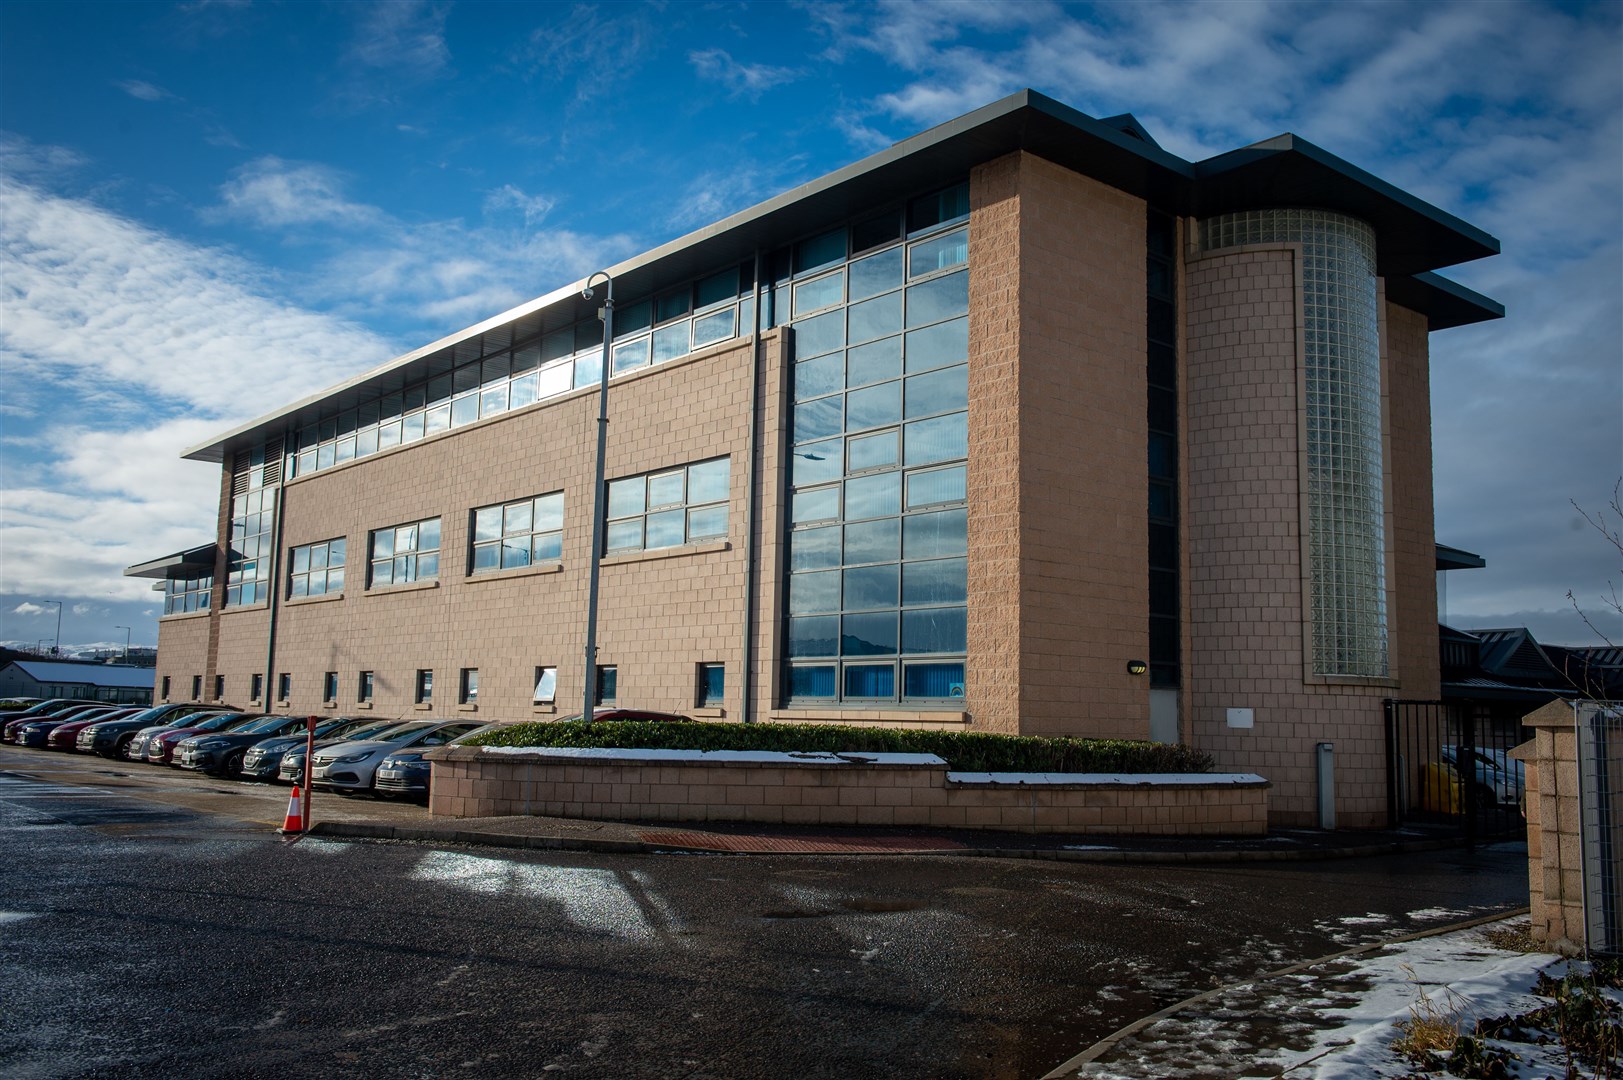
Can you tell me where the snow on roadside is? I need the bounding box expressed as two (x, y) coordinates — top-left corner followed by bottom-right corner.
(1072, 917), (1577, 1079)
(1263, 920), (1562, 1077)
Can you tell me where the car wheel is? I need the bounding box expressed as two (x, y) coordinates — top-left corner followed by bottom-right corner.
(222, 750), (245, 779)
(114, 735), (135, 760)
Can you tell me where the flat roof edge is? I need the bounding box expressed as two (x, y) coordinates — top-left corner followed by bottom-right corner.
(1389, 271), (1505, 330)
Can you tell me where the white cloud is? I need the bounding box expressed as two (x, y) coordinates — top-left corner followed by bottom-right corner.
(206, 157), (636, 336)
(213, 156), (385, 230)
(347, 0), (450, 76)
(0, 162), (401, 604)
(12, 602), (49, 616)
(514, 4), (659, 106)
(688, 48), (799, 99)
(71, 603), (92, 616)
(483, 184), (556, 228)
(116, 79), (172, 102)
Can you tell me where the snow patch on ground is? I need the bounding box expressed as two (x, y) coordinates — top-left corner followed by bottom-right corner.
(1071, 917), (1575, 1080)
(480, 746), (947, 767)
(948, 772), (1265, 786)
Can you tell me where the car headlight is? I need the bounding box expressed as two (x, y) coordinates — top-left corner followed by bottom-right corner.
(335, 751), (377, 764)
(195, 738), (229, 750)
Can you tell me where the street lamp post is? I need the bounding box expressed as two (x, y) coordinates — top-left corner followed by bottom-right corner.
(580, 271), (615, 724)
(43, 600), (62, 655)
(114, 625), (131, 663)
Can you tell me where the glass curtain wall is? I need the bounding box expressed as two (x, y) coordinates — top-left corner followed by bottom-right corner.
(1198, 209), (1388, 677)
(779, 182), (972, 706)
(225, 440), (280, 607)
(285, 267), (755, 482)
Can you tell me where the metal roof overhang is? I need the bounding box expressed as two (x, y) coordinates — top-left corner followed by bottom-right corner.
(1435, 542), (1488, 571)
(1191, 134), (1500, 277)
(183, 89), (1501, 465)
(124, 543), (217, 581)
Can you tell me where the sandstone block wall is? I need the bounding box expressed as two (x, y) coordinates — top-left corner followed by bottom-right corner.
(426, 747), (1268, 836)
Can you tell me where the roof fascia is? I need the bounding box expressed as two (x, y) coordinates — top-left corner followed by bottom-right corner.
(124, 544), (217, 580)
(1388, 271), (1505, 330)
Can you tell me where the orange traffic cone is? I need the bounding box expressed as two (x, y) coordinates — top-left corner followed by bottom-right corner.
(280, 784), (305, 834)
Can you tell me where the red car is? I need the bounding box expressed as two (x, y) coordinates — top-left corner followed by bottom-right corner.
(46, 708), (143, 750)
(141, 713), (267, 765)
(11, 705), (124, 747)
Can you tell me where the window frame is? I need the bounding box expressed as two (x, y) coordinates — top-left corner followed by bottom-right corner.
(532, 666), (557, 706)
(369, 517), (441, 588)
(323, 671), (338, 704)
(594, 665), (617, 706)
(471, 492), (563, 574)
(358, 670), (374, 703)
(459, 667), (479, 705)
(414, 668), (434, 705)
(698, 663), (725, 708)
(290, 537), (347, 598)
(605, 458), (730, 554)
(276, 673), (291, 702)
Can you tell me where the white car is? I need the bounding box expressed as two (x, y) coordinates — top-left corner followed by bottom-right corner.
(309, 720), (486, 795)
(1439, 744), (1525, 808)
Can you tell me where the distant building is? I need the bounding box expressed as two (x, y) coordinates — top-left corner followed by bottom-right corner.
(0, 660), (155, 705)
(128, 90), (1503, 826)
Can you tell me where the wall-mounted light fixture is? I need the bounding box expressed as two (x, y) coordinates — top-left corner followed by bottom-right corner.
(1126, 659), (1148, 676)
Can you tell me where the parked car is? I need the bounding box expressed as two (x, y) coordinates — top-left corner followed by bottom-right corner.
(76, 703), (228, 758)
(278, 721), (431, 785)
(310, 721), (488, 795)
(552, 708), (691, 723)
(240, 718), (398, 783)
(142, 713), (268, 765)
(374, 724), (498, 801)
(13, 706), (124, 748)
(2, 699), (107, 743)
(1439, 744), (1525, 809)
(172, 715), (322, 777)
(46, 708), (143, 750)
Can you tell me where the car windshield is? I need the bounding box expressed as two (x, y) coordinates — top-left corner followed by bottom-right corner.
(417, 723), (484, 745)
(344, 721), (408, 740)
(365, 722), (436, 742)
(237, 717), (288, 734)
(192, 713), (251, 732)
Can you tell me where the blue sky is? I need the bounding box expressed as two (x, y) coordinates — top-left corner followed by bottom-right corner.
(0, 0), (1618, 657)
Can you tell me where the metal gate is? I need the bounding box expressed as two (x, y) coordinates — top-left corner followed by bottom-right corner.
(1578, 701), (1623, 955)
(1384, 699), (1526, 842)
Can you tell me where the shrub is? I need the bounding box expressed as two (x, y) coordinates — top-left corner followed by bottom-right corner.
(463, 720), (1213, 774)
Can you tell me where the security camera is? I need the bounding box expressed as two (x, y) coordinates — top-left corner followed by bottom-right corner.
(580, 287), (594, 301)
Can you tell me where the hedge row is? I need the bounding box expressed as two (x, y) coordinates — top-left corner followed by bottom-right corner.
(463, 720), (1213, 774)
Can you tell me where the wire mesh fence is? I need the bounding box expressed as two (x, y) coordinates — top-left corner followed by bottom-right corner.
(1578, 700), (1623, 956)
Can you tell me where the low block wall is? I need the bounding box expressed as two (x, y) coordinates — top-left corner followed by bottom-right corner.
(424, 747), (1270, 835)
(1516, 700), (1584, 953)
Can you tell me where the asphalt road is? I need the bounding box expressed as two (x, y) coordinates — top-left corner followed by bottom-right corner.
(1, 760), (1528, 1080)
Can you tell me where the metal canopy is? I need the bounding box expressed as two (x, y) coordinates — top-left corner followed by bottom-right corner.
(184, 89), (1502, 465)
(124, 543), (217, 581)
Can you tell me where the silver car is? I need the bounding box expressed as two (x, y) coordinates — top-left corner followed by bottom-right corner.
(241, 717), (395, 782)
(310, 721), (486, 795)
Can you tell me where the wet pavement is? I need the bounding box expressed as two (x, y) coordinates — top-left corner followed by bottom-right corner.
(0, 745), (1534, 1078)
